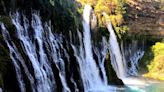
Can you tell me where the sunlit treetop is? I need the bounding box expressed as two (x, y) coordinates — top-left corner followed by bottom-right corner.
(77, 0), (126, 27)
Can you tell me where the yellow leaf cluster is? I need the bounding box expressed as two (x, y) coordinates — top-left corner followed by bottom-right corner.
(144, 42), (164, 80)
(77, 0), (126, 27)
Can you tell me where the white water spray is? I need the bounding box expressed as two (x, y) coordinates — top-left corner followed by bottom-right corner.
(0, 9), (112, 92)
(107, 22), (127, 78)
(82, 4), (104, 90)
(0, 4), (147, 92)
(106, 21), (146, 86)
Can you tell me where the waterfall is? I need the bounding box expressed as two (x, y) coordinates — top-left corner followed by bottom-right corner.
(1, 12), (74, 92)
(93, 37), (109, 85)
(0, 3), (147, 91)
(1, 23), (27, 92)
(0, 6), (111, 91)
(107, 22), (145, 85)
(122, 40), (145, 76)
(71, 5), (110, 91)
(107, 22), (127, 78)
(82, 5), (104, 89)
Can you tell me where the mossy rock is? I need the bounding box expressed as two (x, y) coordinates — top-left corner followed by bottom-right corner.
(0, 45), (10, 72)
(0, 41), (10, 88)
(0, 24), (15, 89)
(0, 74), (3, 87)
(0, 16), (12, 27)
(105, 53), (124, 85)
(0, 32), (20, 91)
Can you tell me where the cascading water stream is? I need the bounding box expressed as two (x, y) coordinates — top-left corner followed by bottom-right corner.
(0, 3), (148, 92)
(107, 22), (127, 78)
(93, 37), (109, 85)
(82, 5), (104, 89)
(122, 40), (145, 76)
(1, 23), (27, 92)
(0, 6), (112, 92)
(0, 12), (73, 92)
(13, 12), (56, 92)
(106, 21), (146, 86)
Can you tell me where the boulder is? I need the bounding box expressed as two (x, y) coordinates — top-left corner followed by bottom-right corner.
(105, 54), (124, 85)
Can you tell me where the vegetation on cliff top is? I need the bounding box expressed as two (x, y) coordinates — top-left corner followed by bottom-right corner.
(76, 0), (129, 37)
(140, 42), (164, 81)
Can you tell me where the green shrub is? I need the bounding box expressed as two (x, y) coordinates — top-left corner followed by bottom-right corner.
(143, 42), (164, 80)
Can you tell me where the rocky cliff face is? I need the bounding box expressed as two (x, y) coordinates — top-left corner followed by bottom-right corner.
(126, 0), (164, 38)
